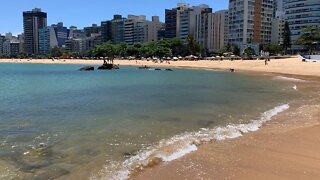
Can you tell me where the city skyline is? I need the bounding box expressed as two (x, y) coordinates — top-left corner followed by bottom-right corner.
(0, 0), (229, 35)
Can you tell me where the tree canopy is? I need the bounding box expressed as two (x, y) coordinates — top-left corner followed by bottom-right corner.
(296, 26), (320, 53)
(90, 38), (201, 58)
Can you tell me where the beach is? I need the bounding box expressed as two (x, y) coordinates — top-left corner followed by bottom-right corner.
(0, 57), (319, 179)
(131, 102), (320, 180)
(1, 56), (320, 77)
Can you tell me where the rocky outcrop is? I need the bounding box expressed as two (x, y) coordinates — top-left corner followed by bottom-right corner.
(79, 66), (94, 71)
(98, 64), (120, 70)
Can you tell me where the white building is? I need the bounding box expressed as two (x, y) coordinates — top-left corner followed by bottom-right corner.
(228, 0), (274, 54)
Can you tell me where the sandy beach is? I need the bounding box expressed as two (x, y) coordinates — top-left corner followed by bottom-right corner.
(1, 56), (320, 77)
(1, 56), (320, 179)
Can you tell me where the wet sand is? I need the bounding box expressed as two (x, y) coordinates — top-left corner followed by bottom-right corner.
(131, 81), (320, 180)
(1, 56), (320, 77)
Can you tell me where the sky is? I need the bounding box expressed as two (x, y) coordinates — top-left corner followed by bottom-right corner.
(0, 0), (228, 35)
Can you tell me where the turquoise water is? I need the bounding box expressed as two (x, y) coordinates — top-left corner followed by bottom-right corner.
(0, 63), (301, 179)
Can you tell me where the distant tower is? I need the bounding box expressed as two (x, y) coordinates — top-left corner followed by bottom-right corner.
(23, 8), (47, 55)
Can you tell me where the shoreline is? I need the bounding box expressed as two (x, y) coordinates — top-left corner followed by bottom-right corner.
(0, 56), (320, 78)
(130, 90), (320, 180)
(1, 57), (320, 179)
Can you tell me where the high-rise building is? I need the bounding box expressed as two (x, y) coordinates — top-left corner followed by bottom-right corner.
(274, 0), (285, 19)
(38, 27), (51, 55)
(101, 20), (112, 42)
(284, 0), (320, 42)
(228, 0), (273, 54)
(39, 23), (69, 55)
(195, 7), (214, 52)
(165, 7), (177, 38)
(23, 8), (47, 55)
(123, 15), (161, 45)
(84, 24), (101, 37)
(213, 10), (229, 51)
(0, 34), (4, 54)
(111, 15), (126, 44)
(165, 3), (211, 41)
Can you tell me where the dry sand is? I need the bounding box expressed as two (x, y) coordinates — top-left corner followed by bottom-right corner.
(1, 56), (320, 179)
(1, 56), (320, 77)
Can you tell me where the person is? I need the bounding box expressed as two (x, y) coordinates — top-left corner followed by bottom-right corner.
(265, 59), (268, 65)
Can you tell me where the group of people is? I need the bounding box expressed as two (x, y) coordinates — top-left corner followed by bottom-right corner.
(103, 57), (114, 65)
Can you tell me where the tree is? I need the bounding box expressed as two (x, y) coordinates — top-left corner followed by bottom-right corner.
(263, 44), (283, 55)
(91, 41), (115, 57)
(243, 47), (255, 55)
(114, 42), (128, 57)
(282, 21), (291, 53)
(296, 26), (320, 54)
(51, 47), (62, 57)
(186, 35), (200, 55)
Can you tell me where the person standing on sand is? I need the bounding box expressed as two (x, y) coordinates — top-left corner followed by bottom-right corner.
(265, 59), (268, 65)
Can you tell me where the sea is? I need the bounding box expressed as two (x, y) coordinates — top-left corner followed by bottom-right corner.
(0, 63), (306, 179)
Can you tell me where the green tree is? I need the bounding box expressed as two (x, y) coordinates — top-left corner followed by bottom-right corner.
(296, 26), (320, 53)
(186, 35), (200, 55)
(91, 41), (115, 57)
(282, 21), (291, 53)
(51, 46), (62, 57)
(243, 47), (255, 55)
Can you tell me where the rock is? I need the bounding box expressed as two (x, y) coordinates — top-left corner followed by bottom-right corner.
(79, 66), (94, 71)
(165, 69), (173, 71)
(98, 64), (119, 70)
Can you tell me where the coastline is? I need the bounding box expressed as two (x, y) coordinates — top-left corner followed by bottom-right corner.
(131, 104), (320, 180)
(0, 56), (320, 77)
(1, 57), (320, 179)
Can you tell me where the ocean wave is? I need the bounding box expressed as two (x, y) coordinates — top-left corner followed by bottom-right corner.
(273, 76), (307, 82)
(97, 104), (289, 180)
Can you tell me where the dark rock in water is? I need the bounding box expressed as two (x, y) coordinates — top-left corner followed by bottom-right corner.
(79, 66), (94, 71)
(155, 68), (162, 71)
(138, 66), (151, 70)
(123, 151), (137, 158)
(165, 69), (173, 71)
(98, 64), (119, 70)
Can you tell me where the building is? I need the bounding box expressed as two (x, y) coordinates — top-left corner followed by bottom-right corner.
(0, 34), (5, 54)
(195, 7), (214, 52)
(38, 23), (69, 55)
(271, 19), (285, 45)
(165, 7), (178, 38)
(23, 8), (47, 55)
(38, 27), (51, 54)
(213, 10), (229, 51)
(101, 20), (112, 42)
(111, 15), (126, 44)
(52, 22), (69, 47)
(124, 15), (145, 45)
(84, 24), (101, 37)
(274, 0), (285, 19)
(2, 40), (20, 56)
(123, 15), (161, 45)
(165, 3), (212, 41)
(284, 0), (320, 42)
(228, 0), (274, 54)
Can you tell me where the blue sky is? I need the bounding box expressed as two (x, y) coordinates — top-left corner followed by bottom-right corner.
(0, 0), (228, 35)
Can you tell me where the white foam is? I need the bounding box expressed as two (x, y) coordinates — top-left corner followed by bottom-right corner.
(153, 144), (198, 162)
(106, 104), (290, 180)
(273, 76), (307, 82)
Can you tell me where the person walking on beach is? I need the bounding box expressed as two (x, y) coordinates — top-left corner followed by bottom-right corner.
(265, 59), (268, 65)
